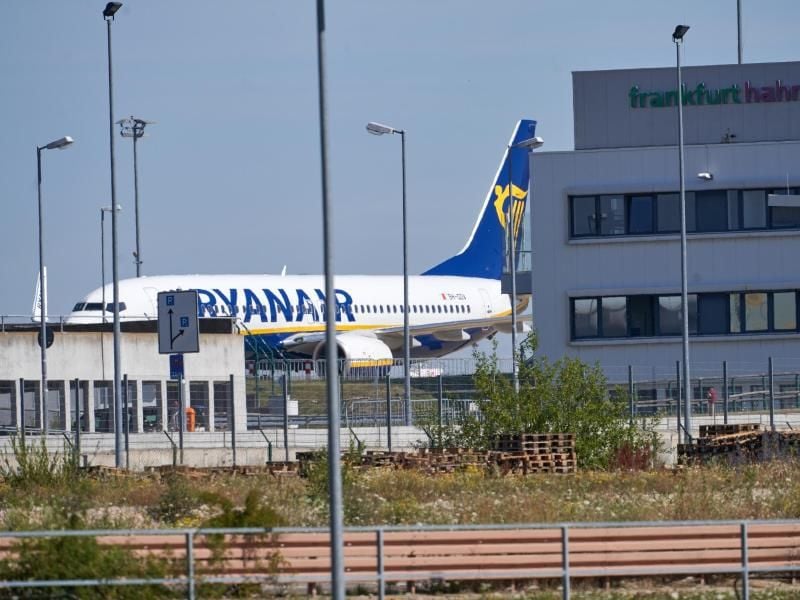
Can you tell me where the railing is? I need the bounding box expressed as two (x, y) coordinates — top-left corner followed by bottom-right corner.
(0, 519), (798, 599)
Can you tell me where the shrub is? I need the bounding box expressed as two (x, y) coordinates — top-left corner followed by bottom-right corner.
(450, 333), (659, 469)
(0, 515), (175, 599)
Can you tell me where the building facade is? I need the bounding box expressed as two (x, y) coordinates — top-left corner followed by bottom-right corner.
(530, 61), (800, 385)
(0, 321), (247, 433)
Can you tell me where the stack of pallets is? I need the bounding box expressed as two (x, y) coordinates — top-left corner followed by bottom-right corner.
(678, 423), (763, 465)
(489, 433), (577, 474)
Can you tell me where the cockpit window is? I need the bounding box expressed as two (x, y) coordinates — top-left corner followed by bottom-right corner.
(74, 302), (127, 312)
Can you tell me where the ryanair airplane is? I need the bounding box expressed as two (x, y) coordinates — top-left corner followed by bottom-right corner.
(67, 119), (538, 365)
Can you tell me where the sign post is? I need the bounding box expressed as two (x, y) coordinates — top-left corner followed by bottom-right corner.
(158, 291), (199, 466)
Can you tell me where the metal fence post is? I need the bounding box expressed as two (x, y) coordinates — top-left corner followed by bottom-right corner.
(376, 528), (385, 600)
(74, 378), (81, 465)
(768, 357), (775, 431)
(230, 374), (237, 467)
(628, 365), (634, 425)
(282, 374), (289, 462)
(437, 373), (444, 448)
(562, 525), (570, 600)
(178, 376), (185, 465)
(385, 374), (392, 453)
(740, 521), (749, 600)
(123, 374), (130, 469)
(676, 361), (681, 436)
(723, 360), (729, 424)
(186, 530), (196, 600)
(18, 378), (25, 442)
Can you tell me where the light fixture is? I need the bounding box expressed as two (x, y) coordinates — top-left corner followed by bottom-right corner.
(366, 122), (397, 136)
(697, 172), (713, 181)
(672, 25), (690, 41)
(514, 136), (544, 150)
(44, 136), (74, 150)
(103, 2), (122, 18)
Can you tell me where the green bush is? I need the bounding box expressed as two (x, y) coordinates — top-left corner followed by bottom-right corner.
(0, 516), (176, 599)
(0, 436), (81, 488)
(148, 473), (201, 525)
(449, 334), (659, 469)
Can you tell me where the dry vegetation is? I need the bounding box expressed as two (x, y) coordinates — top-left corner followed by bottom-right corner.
(2, 458), (800, 531)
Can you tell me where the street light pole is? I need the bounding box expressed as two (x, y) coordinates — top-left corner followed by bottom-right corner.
(366, 121), (410, 424)
(36, 135), (73, 434)
(315, 1), (344, 597)
(103, 1), (124, 468)
(118, 116), (153, 277)
(673, 24), (692, 443)
(506, 135), (543, 394)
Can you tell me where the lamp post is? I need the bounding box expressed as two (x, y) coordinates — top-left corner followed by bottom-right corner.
(103, 0), (124, 468)
(673, 24), (692, 443)
(315, 1), (344, 597)
(36, 135), (73, 434)
(507, 135), (543, 394)
(118, 116), (154, 277)
(366, 121), (411, 424)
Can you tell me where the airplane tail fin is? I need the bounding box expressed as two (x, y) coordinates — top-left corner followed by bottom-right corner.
(422, 119), (537, 279)
(31, 267), (47, 322)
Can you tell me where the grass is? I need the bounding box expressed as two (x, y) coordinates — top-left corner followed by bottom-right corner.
(1, 459), (800, 530)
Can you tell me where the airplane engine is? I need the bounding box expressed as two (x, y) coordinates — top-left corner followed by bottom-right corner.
(312, 333), (394, 377)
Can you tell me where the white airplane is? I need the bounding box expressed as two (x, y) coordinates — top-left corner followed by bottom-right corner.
(67, 119), (537, 365)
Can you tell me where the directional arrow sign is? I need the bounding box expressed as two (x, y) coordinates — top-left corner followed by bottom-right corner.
(157, 291), (199, 354)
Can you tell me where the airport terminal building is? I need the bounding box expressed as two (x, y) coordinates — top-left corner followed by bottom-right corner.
(530, 60), (800, 384)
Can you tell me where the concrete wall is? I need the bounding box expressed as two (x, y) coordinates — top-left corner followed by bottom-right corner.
(530, 139), (800, 379)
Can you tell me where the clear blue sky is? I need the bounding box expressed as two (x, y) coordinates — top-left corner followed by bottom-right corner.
(1, 1), (798, 353)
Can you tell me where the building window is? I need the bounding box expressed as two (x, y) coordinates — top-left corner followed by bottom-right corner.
(730, 293), (742, 333)
(628, 295), (654, 337)
(769, 188), (800, 228)
(189, 382), (209, 431)
(570, 186), (800, 239)
(628, 195), (655, 234)
(213, 381), (233, 431)
(0, 381), (16, 429)
(695, 190), (729, 232)
(697, 293), (728, 334)
(571, 196), (597, 236)
(773, 292), (797, 331)
(599, 195), (625, 235)
(572, 298), (598, 338)
(744, 292), (768, 332)
(94, 381), (114, 433)
(741, 190), (767, 229)
(142, 381), (163, 432)
(657, 295), (682, 335)
(601, 296), (627, 337)
(656, 193), (681, 233)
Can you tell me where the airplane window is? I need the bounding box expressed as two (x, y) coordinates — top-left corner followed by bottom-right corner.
(467, 306), (471, 313)
(393, 305), (397, 313)
(400, 306), (404, 313)
(449, 305), (454, 313)
(412, 306), (417, 313)
(437, 306), (442, 313)
(425, 305), (430, 313)
(379, 305), (384, 313)
(105, 302), (127, 312)
(373, 305), (377, 313)
(72, 303), (86, 311)
(353, 305), (358, 313)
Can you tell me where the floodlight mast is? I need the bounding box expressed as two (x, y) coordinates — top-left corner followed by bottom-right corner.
(118, 116), (154, 277)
